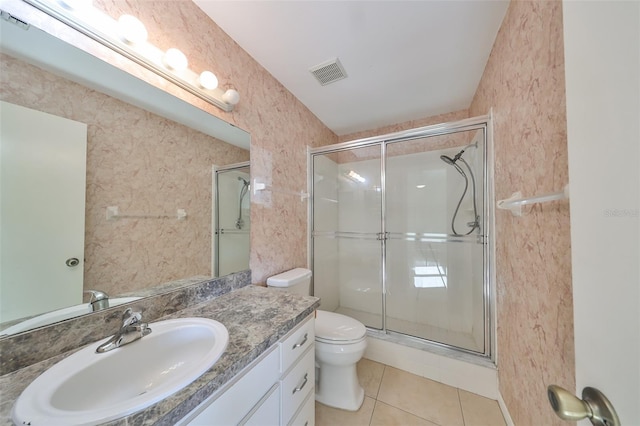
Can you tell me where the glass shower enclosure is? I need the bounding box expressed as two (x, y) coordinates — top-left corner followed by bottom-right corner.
(310, 117), (491, 356)
(213, 162), (250, 277)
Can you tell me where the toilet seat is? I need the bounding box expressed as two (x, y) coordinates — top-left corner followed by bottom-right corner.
(315, 310), (366, 344)
(315, 335), (366, 345)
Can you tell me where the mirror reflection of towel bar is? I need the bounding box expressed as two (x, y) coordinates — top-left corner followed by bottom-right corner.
(216, 229), (249, 235)
(106, 206), (187, 221)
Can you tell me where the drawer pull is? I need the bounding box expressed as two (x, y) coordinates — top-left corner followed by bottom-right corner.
(292, 333), (308, 350)
(292, 373), (308, 394)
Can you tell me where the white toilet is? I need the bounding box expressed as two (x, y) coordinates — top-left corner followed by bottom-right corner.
(267, 268), (367, 411)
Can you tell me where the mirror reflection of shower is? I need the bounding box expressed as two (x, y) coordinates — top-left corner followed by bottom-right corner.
(440, 142), (480, 236)
(213, 163), (250, 277)
(236, 177), (250, 230)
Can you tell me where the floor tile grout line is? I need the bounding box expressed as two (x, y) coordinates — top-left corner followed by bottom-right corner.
(367, 365), (380, 425)
(370, 364), (382, 426)
(374, 398), (448, 426)
(368, 399), (377, 426)
(374, 364), (386, 400)
(458, 387), (468, 426)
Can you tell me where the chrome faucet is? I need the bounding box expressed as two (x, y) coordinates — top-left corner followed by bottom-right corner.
(96, 308), (152, 353)
(84, 290), (110, 312)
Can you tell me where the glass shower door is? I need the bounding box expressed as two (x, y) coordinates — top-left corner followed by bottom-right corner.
(384, 129), (486, 353)
(312, 145), (384, 329)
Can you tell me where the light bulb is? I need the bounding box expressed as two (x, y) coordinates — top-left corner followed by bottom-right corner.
(222, 89), (240, 105)
(198, 71), (218, 90)
(118, 15), (148, 45)
(162, 48), (188, 72)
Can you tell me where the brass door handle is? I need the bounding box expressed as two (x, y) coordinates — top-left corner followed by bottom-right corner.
(547, 385), (620, 426)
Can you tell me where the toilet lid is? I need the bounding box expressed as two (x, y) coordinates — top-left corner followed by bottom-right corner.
(315, 310), (366, 342)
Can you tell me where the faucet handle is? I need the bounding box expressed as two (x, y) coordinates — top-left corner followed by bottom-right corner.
(121, 308), (142, 327)
(135, 322), (153, 337)
(84, 289), (109, 303)
(85, 290), (110, 312)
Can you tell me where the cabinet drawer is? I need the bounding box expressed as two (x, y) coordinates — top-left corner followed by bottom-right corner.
(183, 346), (280, 425)
(280, 314), (315, 374)
(240, 383), (280, 426)
(288, 390), (315, 426)
(281, 346), (315, 424)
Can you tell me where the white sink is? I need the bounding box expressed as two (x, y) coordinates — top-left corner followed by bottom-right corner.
(0, 297), (141, 336)
(12, 317), (229, 425)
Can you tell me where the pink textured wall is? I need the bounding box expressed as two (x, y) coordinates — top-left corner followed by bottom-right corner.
(338, 109), (469, 143)
(0, 53), (249, 296)
(5, 0), (338, 286)
(469, 0), (574, 423)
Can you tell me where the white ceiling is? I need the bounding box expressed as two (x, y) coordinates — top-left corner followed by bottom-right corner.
(194, 1), (509, 136)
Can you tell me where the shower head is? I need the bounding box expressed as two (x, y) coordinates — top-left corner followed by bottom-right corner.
(440, 150), (464, 165)
(440, 142), (478, 166)
(238, 177), (249, 186)
(440, 155), (456, 165)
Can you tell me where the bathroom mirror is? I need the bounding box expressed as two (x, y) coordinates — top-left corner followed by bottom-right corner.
(0, 12), (250, 335)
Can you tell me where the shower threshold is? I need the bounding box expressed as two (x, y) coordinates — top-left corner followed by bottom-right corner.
(334, 306), (494, 368)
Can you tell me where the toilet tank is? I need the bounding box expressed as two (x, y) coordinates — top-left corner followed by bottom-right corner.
(266, 268), (312, 296)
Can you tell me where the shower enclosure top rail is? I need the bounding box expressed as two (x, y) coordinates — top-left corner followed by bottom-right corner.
(308, 115), (491, 155)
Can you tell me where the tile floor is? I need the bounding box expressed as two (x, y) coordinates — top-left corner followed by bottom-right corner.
(315, 359), (507, 426)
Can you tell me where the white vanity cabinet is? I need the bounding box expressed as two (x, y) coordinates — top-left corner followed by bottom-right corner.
(180, 314), (315, 426)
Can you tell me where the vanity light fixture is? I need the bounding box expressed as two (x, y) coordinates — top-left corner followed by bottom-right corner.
(162, 48), (188, 72)
(198, 71), (218, 90)
(25, 0), (240, 112)
(117, 15), (147, 45)
(222, 89), (240, 106)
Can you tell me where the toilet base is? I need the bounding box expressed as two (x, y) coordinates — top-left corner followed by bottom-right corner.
(315, 362), (365, 411)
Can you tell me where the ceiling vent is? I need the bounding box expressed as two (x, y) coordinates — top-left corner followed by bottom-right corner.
(309, 58), (347, 86)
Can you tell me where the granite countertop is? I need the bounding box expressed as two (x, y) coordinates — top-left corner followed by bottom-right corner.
(0, 285), (320, 426)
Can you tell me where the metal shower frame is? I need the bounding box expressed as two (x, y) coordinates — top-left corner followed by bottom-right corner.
(307, 114), (495, 362)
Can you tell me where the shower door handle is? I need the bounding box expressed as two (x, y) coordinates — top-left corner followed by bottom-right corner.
(547, 385), (620, 426)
